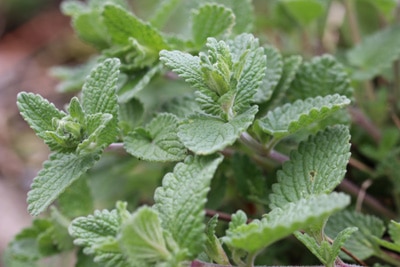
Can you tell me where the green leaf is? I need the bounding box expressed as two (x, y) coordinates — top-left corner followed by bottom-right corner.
(69, 203), (129, 267)
(103, 4), (168, 51)
(192, 4), (235, 48)
(27, 152), (100, 216)
(5, 219), (53, 262)
(256, 94), (351, 139)
(211, 0), (254, 33)
(58, 177), (94, 218)
(269, 125), (351, 209)
(294, 227), (357, 266)
(279, 0), (325, 25)
(82, 58), (120, 148)
(124, 113), (187, 162)
(162, 34), (265, 119)
(118, 98), (144, 134)
(50, 57), (99, 93)
(118, 64), (162, 103)
(153, 155), (223, 258)
(289, 55), (353, 100)
(49, 208), (74, 251)
(72, 11), (111, 49)
(159, 50), (205, 88)
(267, 55), (302, 107)
(149, 0), (183, 29)
(253, 46), (283, 103)
(325, 210), (385, 260)
(204, 216), (230, 265)
(231, 153), (268, 204)
(178, 106), (258, 155)
(347, 25), (400, 80)
(17, 92), (66, 141)
(82, 58), (120, 117)
(229, 210), (248, 231)
(119, 206), (172, 265)
(223, 192), (350, 253)
(374, 220), (400, 253)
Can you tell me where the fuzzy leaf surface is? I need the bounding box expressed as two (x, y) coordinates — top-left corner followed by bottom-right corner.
(269, 125), (351, 209)
(192, 4), (235, 48)
(267, 55), (302, 107)
(159, 50), (205, 89)
(69, 204), (129, 267)
(289, 55), (352, 100)
(17, 92), (66, 141)
(295, 227), (357, 266)
(153, 155), (223, 258)
(325, 210), (385, 260)
(257, 94), (351, 138)
(253, 46), (283, 103)
(27, 153), (99, 216)
(82, 58), (119, 117)
(119, 206), (172, 265)
(178, 106), (258, 154)
(124, 113), (186, 162)
(223, 192), (350, 253)
(103, 4), (168, 51)
(204, 216), (230, 265)
(225, 34), (266, 113)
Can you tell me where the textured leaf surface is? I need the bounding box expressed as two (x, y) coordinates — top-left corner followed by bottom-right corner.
(253, 46), (283, 103)
(159, 50), (205, 89)
(267, 55), (302, 107)
(192, 4), (235, 47)
(69, 204), (129, 267)
(211, 0), (253, 33)
(223, 193), (350, 253)
(82, 58), (120, 117)
(347, 25), (400, 80)
(17, 92), (66, 139)
(295, 227), (357, 266)
(27, 153), (99, 216)
(373, 220), (400, 253)
(289, 55), (352, 100)
(124, 113), (186, 162)
(119, 207), (171, 265)
(269, 125), (351, 209)
(178, 106), (258, 154)
(103, 4), (168, 50)
(153, 155), (223, 257)
(204, 216), (230, 264)
(325, 210), (385, 260)
(226, 34), (266, 113)
(257, 94), (351, 138)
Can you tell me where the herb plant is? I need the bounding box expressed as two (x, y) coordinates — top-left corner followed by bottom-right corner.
(5, 1), (400, 267)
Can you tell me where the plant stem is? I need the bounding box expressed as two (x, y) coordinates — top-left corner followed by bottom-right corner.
(348, 106), (381, 143)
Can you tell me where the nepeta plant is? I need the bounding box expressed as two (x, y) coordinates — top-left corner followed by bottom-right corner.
(6, 1), (400, 267)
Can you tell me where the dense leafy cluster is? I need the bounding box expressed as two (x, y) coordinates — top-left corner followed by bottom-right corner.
(6, 0), (400, 267)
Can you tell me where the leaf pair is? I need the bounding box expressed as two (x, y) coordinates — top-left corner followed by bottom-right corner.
(17, 59), (120, 216)
(224, 125), (354, 265)
(160, 34), (265, 154)
(69, 155), (223, 266)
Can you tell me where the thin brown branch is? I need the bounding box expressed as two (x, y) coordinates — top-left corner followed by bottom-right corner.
(348, 106), (381, 143)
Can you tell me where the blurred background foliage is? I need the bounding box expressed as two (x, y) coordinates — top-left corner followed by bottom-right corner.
(2, 0), (400, 266)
